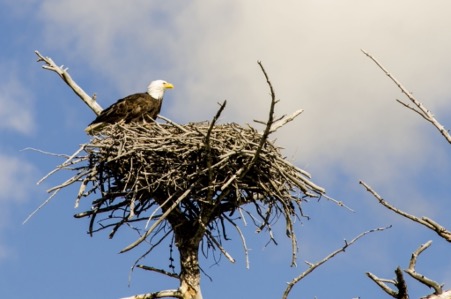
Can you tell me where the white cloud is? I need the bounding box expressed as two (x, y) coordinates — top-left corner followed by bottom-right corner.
(35, 0), (451, 192)
(0, 76), (35, 134)
(37, 0), (180, 91)
(0, 154), (37, 259)
(0, 154), (37, 205)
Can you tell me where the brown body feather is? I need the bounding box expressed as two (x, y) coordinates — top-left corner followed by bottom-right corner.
(85, 79), (173, 134)
(85, 93), (161, 133)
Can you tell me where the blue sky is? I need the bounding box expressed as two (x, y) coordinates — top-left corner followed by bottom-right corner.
(1, 1), (451, 298)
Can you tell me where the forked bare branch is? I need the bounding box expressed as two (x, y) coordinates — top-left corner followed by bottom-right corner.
(360, 181), (451, 242)
(405, 241), (444, 295)
(367, 241), (451, 299)
(361, 49), (451, 144)
(120, 289), (182, 299)
(282, 226), (390, 299)
(35, 50), (103, 115)
(366, 267), (408, 299)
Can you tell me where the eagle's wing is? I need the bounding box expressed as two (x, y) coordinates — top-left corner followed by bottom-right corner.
(91, 93), (150, 125)
(145, 100), (162, 121)
(85, 93), (155, 134)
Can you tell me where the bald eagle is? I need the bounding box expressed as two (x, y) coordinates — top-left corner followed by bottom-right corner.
(85, 80), (174, 134)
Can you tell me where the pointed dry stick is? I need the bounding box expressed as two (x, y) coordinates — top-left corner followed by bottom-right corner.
(216, 61), (280, 197)
(269, 109), (304, 133)
(405, 240), (444, 295)
(120, 185), (194, 253)
(360, 181), (451, 242)
(367, 267), (409, 299)
(158, 115), (190, 133)
(394, 267), (409, 299)
(366, 272), (399, 298)
(226, 61), (279, 186)
(35, 50), (103, 116)
(204, 229), (235, 263)
(256, 60), (277, 145)
(204, 101), (227, 201)
(368, 242), (447, 299)
(120, 289), (182, 299)
(37, 145), (87, 185)
(282, 226), (391, 299)
(361, 49), (451, 144)
(135, 265), (179, 279)
(224, 214), (250, 268)
(23, 189), (60, 224)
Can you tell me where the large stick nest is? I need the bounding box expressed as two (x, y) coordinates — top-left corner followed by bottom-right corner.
(61, 109), (325, 254)
(82, 120), (323, 214)
(39, 106), (327, 266)
(39, 65), (328, 265)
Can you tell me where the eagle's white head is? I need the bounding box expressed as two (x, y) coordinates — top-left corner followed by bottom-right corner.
(147, 80), (174, 100)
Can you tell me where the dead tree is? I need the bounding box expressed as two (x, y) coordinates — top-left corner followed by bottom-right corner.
(361, 50), (451, 299)
(366, 241), (451, 299)
(34, 52), (331, 299)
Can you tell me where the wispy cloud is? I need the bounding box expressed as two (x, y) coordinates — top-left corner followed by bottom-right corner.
(0, 154), (36, 204)
(1, 1), (446, 297)
(35, 0), (451, 192)
(0, 76), (35, 135)
(37, 0), (179, 91)
(0, 154), (37, 260)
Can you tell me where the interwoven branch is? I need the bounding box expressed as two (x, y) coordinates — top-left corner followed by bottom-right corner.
(42, 110), (325, 264)
(33, 54), (332, 298)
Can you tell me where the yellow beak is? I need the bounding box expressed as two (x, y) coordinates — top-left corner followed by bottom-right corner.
(164, 82), (174, 89)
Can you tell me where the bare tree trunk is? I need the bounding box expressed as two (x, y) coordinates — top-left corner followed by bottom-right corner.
(177, 236), (202, 299)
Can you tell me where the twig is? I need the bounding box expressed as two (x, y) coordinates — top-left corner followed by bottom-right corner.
(204, 229), (235, 263)
(128, 229), (175, 286)
(361, 49), (451, 144)
(366, 267), (408, 299)
(360, 181), (451, 242)
(321, 193), (355, 212)
(224, 61), (279, 190)
(158, 115), (190, 133)
(255, 60), (277, 152)
(37, 145), (86, 185)
(135, 265), (179, 279)
(35, 50), (103, 115)
(23, 189), (60, 224)
(367, 241), (449, 299)
(21, 147), (71, 159)
(395, 267), (409, 299)
(366, 272), (399, 298)
(405, 240), (443, 295)
(205, 101), (227, 201)
(120, 289), (182, 299)
(120, 186), (194, 253)
(224, 214), (250, 269)
(269, 109), (304, 133)
(282, 226), (391, 299)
